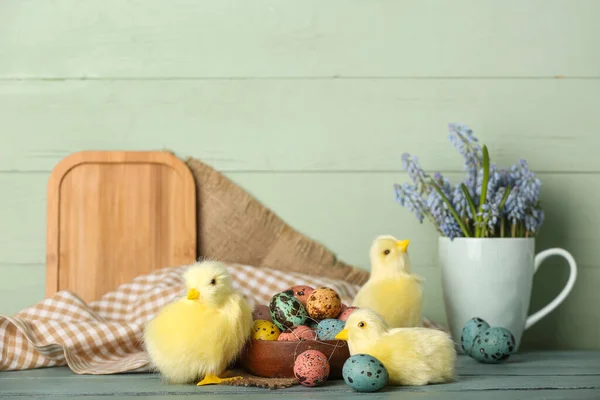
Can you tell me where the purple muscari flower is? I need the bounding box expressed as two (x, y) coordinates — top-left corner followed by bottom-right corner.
(433, 172), (466, 223)
(451, 182), (475, 220)
(451, 185), (468, 219)
(427, 189), (463, 239)
(441, 216), (463, 239)
(476, 164), (501, 203)
(493, 187), (507, 215)
(505, 159), (542, 232)
(497, 168), (515, 188)
(510, 159), (528, 181)
(395, 124), (544, 238)
(401, 153), (429, 194)
(477, 202), (499, 231)
(518, 175), (540, 206)
(511, 160), (540, 198)
(525, 206), (545, 233)
(433, 172), (452, 196)
(394, 183), (427, 223)
(504, 187), (527, 224)
(448, 123), (483, 194)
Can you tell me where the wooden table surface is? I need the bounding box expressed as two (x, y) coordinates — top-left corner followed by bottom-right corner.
(1, 351), (599, 399)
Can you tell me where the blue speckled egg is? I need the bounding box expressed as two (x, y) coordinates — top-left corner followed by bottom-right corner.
(342, 354), (389, 392)
(316, 319), (346, 340)
(269, 290), (308, 331)
(470, 327), (516, 364)
(461, 317), (490, 355)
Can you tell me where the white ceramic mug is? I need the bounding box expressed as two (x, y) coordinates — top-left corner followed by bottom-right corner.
(438, 237), (577, 352)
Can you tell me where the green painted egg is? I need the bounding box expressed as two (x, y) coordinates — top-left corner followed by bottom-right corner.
(460, 317), (490, 356)
(269, 290), (308, 331)
(470, 327), (516, 364)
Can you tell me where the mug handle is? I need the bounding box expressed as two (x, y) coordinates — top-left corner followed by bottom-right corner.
(525, 248), (578, 330)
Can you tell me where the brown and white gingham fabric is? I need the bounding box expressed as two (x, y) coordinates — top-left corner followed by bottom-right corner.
(0, 263), (443, 374)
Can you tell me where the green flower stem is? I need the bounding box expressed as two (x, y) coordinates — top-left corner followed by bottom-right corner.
(480, 217), (490, 237)
(461, 183), (478, 223)
(498, 186), (512, 214)
(519, 222), (525, 237)
(430, 181), (472, 237)
(496, 186), (511, 239)
(476, 145), (490, 238)
(511, 222), (517, 238)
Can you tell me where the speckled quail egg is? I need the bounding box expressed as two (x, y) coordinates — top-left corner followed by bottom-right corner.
(342, 354), (389, 392)
(337, 306), (359, 321)
(470, 326), (516, 364)
(293, 350), (330, 387)
(287, 285), (315, 306)
(251, 319), (281, 340)
(460, 317), (490, 355)
(277, 325), (316, 341)
(269, 291), (308, 331)
(306, 287), (342, 320)
(316, 319), (346, 341)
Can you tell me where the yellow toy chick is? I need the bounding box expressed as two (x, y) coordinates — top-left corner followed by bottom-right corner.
(143, 261), (253, 385)
(335, 308), (456, 386)
(352, 235), (423, 328)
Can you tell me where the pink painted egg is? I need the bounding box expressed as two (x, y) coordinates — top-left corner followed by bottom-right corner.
(336, 303), (348, 317)
(277, 331), (294, 341)
(338, 306), (359, 321)
(252, 304), (273, 322)
(293, 350), (330, 387)
(287, 285), (315, 306)
(277, 325), (316, 341)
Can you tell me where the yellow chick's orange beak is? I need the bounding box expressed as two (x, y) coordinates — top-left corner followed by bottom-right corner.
(335, 328), (349, 341)
(397, 239), (410, 253)
(187, 288), (200, 301)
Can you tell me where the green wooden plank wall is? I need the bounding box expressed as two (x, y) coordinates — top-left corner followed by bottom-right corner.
(0, 0), (598, 350)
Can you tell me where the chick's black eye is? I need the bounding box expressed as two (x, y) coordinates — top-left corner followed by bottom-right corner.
(210, 278), (216, 285)
(358, 322), (365, 328)
(383, 249), (390, 255)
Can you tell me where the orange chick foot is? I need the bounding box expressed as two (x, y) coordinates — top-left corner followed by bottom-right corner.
(197, 373), (243, 386)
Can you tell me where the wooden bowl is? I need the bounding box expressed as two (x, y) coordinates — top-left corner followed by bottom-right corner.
(240, 339), (350, 379)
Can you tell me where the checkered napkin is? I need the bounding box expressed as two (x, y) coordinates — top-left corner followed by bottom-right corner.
(0, 263), (442, 374)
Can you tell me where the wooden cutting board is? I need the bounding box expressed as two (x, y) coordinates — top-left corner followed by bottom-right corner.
(46, 151), (197, 302)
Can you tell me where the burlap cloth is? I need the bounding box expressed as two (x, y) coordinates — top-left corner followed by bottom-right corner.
(183, 157), (370, 286)
(219, 369), (298, 389)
